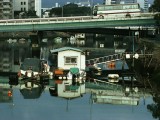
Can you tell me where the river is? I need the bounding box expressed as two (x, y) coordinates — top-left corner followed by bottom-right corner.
(0, 87), (155, 120)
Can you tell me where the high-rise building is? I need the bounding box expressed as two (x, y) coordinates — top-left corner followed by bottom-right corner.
(124, 0), (136, 4)
(104, 0), (124, 4)
(111, 0), (119, 4)
(104, 0), (149, 12)
(35, 0), (41, 17)
(0, 0), (13, 19)
(14, 0), (41, 18)
(105, 0), (111, 5)
(136, 0), (149, 12)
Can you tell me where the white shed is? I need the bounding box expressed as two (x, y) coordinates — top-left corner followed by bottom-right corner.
(50, 47), (86, 70)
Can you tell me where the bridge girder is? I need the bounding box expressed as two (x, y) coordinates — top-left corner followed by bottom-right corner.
(53, 27), (150, 36)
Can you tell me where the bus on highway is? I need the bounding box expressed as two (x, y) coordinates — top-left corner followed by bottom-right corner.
(93, 3), (141, 19)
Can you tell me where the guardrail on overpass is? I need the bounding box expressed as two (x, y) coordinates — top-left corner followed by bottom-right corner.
(0, 16), (156, 32)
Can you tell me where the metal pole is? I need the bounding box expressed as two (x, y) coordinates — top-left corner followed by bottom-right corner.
(132, 31), (134, 55)
(62, 6), (63, 17)
(132, 31), (135, 69)
(90, 0), (93, 16)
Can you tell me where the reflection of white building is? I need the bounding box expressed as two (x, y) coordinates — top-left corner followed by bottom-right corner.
(49, 72), (85, 99)
(54, 37), (62, 43)
(67, 33), (86, 46)
(75, 33), (85, 46)
(68, 35), (76, 45)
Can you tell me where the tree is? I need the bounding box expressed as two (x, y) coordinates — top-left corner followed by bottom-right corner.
(24, 10), (38, 18)
(14, 10), (38, 18)
(149, 0), (160, 31)
(149, 0), (160, 12)
(49, 3), (91, 17)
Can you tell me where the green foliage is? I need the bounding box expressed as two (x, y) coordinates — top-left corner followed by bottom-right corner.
(25, 10), (38, 18)
(49, 3), (91, 17)
(14, 10), (38, 18)
(149, 0), (160, 25)
(147, 103), (160, 119)
(138, 40), (155, 52)
(154, 13), (160, 25)
(150, 68), (160, 85)
(149, 0), (160, 12)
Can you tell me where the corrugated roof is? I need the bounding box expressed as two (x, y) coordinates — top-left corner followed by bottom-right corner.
(50, 47), (83, 53)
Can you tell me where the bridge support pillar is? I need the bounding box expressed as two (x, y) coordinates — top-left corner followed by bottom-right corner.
(29, 31), (43, 58)
(105, 35), (114, 48)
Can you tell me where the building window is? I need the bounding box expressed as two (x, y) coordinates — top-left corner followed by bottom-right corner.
(100, 44), (104, 48)
(65, 57), (77, 64)
(24, 2), (26, 5)
(21, 2), (23, 5)
(24, 7), (26, 11)
(21, 8), (23, 11)
(65, 85), (70, 91)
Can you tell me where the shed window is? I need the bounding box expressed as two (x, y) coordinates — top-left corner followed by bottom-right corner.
(65, 57), (77, 64)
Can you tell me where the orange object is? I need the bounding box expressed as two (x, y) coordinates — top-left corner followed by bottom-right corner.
(54, 69), (63, 75)
(17, 71), (21, 77)
(55, 80), (63, 84)
(8, 90), (12, 97)
(108, 62), (116, 68)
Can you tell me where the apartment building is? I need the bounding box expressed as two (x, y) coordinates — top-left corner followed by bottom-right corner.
(104, 0), (149, 12)
(0, 0), (13, 19)
(136, 0), (149, 12)
(124, 0), (136, 4)
(13, 0), (41, 18)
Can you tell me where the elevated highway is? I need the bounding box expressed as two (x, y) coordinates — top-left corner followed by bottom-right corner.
(0, 16), (156, 32)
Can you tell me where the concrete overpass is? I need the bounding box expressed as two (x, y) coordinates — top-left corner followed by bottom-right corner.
(0, 16), (156, 32)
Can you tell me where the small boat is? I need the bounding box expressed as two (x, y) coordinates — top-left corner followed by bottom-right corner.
(20, 81), (44, 99)
(107, 74), (119, 83)
(17, 58), (52, 81)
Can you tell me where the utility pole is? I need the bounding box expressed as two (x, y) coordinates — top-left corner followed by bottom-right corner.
(90, 0), (93, 16)
(62, 6), (63, 17)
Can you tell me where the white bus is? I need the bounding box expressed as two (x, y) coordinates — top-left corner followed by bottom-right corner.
(93, 3), (141, 19)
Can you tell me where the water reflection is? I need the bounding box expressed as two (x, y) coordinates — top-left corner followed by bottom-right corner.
(20, 82), (44, 99)
(0, 86), (155, 120)
(147, 94), (160, 119)
(0, 61), (158, 120)
(91, 90), (140, 106)
(0, 87), (13, 103)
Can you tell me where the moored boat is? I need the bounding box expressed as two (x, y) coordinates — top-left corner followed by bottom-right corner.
(107, 74), (119, 83)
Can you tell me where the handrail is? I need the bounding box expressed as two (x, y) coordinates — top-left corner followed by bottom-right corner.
(86, 53), (123, 65)
(0, 15), (154, 25)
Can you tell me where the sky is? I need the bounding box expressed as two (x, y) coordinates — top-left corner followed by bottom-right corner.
(42, 0), (154, 8)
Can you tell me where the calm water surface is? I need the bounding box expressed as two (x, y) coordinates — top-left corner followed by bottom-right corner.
(0, 88), (156, 120)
